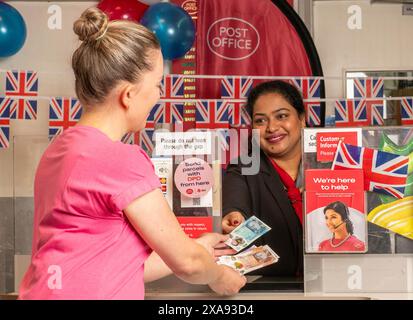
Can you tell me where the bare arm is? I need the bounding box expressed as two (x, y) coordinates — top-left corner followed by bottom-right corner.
(144, 233), (238, 283)
(125, 188), (246, 294)
(143, 251), (171, 283)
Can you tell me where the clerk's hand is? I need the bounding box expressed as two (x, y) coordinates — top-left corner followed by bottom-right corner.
(196, 233), (236, 259)
(222, 211), (245, 234)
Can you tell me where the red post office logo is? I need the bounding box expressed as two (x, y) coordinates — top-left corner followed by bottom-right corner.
(207, 17), (260, 61)
(182, 0), (197, 17)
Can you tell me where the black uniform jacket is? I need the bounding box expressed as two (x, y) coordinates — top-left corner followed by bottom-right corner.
(222, 150), (303, 276)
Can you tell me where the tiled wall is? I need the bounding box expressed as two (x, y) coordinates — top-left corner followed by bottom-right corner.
(0, 197), (34, 293)
(0, 197), (14, 293)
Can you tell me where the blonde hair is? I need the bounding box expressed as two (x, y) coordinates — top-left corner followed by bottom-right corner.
(72, 7), (160, 106)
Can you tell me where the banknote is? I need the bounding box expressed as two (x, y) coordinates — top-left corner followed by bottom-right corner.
(224, 216), (271, 252)
(217, 245), (279, 275)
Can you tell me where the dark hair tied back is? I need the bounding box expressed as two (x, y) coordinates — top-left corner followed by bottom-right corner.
(246, 80), (305, 119)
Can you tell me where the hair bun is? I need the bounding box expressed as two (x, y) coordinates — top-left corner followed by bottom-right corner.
(73, 7), (109, 42)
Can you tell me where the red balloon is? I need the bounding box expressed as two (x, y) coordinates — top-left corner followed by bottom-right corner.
(97, 0), (149, 21)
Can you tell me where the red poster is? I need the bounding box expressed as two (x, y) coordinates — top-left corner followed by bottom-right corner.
(316, 131), (360, 162)
(177, 216), (213, 238)
(305, 169), (367, 253)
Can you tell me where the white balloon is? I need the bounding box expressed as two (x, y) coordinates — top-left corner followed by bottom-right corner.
(139, 0), (163, 5)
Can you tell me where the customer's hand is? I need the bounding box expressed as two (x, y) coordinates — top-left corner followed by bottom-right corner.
(196, 233), (237, 259)
(208, 265), (247, 296)
(222, 211), (245, 234)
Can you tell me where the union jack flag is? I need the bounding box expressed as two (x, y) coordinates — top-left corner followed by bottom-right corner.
(147, 103), (165, 124)
(221, 76), (253, 100)
(225, 101), (251, 127)
(155, 102), (184, 124)
(122, 128), (155, 155)
(221, 76), (253, 127)
(49, 97), (82, 137)
(353, 78), (384, 125)
(123, 110), (156, 154)
(139, 128), (155, 154)
(334, 99), (369, 127)
(221, 77), (252, 127)
(333, 141), (409, 199)
(0, 97), (11, 148)
(401, 97), (413, 125)
(121, 131), (140, 145)
(5, 71), (39, 119)
(195, 100), (230, 129)
(353, 78), (384, 98)
(369, 101), (384, 125)
(402, 128), (413, 145)
(160, 75), (184, 99)
(290, 78), (322, 127)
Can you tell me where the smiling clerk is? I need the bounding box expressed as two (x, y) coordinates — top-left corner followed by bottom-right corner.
(222, 80), (305, 277)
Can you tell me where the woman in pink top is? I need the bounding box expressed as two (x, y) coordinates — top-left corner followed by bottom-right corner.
(318, 201), (365, 252)
(19, 7), (246, 300)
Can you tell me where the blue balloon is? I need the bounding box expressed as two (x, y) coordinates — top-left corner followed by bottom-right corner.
(0, 2), (27, 58)
(141, 3), (195, 60)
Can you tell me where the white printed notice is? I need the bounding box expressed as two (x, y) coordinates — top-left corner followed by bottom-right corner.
(181, 188), (213, 208)
(151, 157), (173, 209)
(303, 128), (362, 154)
(155, 131), (212, 156)
(174, 157), (214, 208)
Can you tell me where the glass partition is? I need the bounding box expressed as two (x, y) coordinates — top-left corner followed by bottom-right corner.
(303, 126), (413, 294)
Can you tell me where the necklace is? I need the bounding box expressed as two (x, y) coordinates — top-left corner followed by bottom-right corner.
(330, 234), (351, 248)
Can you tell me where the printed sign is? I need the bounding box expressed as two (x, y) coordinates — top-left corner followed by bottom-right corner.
(176, 216), (213, 238)
(152, 157), (173, 209)
(155, 131), (212, 156)
(174, 157), (214, 198)
(305, 169), (367, 253)
(303, 128), (362, 153)
(316, 131), (360, 162)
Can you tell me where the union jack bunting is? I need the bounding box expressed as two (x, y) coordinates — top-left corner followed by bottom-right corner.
(333, 141), (409, 199)
(138, 128), (155, 154)
(290, 78), (322, 127)
(221, 77), (253, 127)
(353, 78), (384, 98)
(221, 76), (253, 100)
(353, 78), (384, 125)
(195, 100), (230, 129)
(5, 71), (39, 119)
(147, 103), (165, 124)
(401, 97), (413, 125)
(0, 97), (11, 148)
(122, 131), (140, 145)
(402, 128), (413, 145)
(49, 97), (82, 137)
(160, 75), (184, 99)
(370, 101), (384, 125)
(155, 101), (184, 124)
(334, 99), (369, 127)
(223, 101), (251, 127)
(122, 128), (155, 155)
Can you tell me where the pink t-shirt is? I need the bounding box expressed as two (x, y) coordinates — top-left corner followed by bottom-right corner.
(318, 235), (366, 252)
(19, 125), (161, 300)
